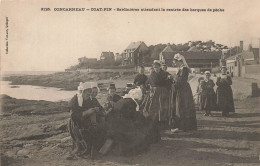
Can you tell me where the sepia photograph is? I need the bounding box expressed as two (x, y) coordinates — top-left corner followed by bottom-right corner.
(0, 0), (260, 165)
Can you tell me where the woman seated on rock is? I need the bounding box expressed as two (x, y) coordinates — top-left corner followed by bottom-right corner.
(100, 87), (156, 156)
(67, 82), (106, 159)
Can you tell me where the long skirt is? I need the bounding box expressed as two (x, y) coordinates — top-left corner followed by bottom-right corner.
(174, 83), (197, 131)
(105, 98), (156, 155)
(67, 118), (106, 153)
(143, 87), (170, 122)
(216, 86), (235, 113)
(201, 93), (216, 111)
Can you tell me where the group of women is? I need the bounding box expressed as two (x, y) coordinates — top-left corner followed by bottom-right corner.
(197, 67), (235, 117)
(139, 56), (196, 137)
(66, 53), (235, 159)
(67, 82), (157, 159)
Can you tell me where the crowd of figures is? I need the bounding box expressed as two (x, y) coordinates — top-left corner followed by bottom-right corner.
(66, 54), (235, 160)
(196, 69), (235, 117)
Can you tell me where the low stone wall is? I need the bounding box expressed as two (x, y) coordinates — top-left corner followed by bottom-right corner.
(243, 64), (260, 74)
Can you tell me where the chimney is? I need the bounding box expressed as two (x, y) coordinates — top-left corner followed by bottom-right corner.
(258, 38), (260, 63)
(240, 41), (243, 52)
(248, 44), (252, 52)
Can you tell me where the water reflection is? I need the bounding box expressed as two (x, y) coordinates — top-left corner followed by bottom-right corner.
(0, 81), (77, 102)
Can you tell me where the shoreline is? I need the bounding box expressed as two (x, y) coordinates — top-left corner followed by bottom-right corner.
(3, 71), (137, 91)
(0, 95), (68, 116)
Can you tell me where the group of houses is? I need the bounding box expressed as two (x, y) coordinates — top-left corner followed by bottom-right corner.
(226, 40), (260, 77)
(159, 43), (222, 73)
(97, 41), (223, 72)
(78, 39), (260, 76)
(78, 41), (148, 67)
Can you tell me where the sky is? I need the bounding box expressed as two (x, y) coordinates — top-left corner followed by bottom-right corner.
(0, 0), (260, 71)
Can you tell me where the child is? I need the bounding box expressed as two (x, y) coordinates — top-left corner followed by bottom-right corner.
(201, 71), (215, 116)
(104, 84), (122, 113)
(196, 77), (204, 111)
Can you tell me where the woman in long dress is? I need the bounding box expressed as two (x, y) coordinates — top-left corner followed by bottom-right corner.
(143, 60), (170, 142)
(216, 66), (235, 117)
(170, 54), (197, 132)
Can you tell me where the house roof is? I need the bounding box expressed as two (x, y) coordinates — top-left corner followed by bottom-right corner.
(100, 52), (114, 60)
(125, 41), (143, 51)
(161, 44), (174, 53)
(187, 46), (200, 52)
(162, 51), (222, 60)
(101, 52), (114, 56)
(226, 55), (236, 60)
(226, 50), (257, 61)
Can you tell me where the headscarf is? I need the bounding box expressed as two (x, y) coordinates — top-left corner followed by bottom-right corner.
(77, 82), (99, 107)
(123, 87), (143, 111)
(174, 53), (191, 73)
(153, 60), (161, 66)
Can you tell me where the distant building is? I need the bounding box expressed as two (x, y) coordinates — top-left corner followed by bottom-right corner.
(159, 43), (174, 64)
(159, 44), (222, 72)
(78, 57), (97, 64)
(114, 53), (122, 61)
(100, 51), (115, 62)
(187, 46), (201, 52)
(226, 40), (259, 77)
(122, 41), (148, 66)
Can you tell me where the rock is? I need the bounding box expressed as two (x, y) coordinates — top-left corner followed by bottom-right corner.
(5, 150), (17, 157)
(17, 149), (30, 156)
(23, 144), (34, 148)
(10, 85), (20, 88)
(0, 113), (11, 116)
(60, 136), (71, 143)
(41, 146), (51, 152)
(55, 123), (67, 131)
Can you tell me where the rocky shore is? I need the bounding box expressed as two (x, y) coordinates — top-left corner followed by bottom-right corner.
(0, 95), (68, 116)
(3, 71), (137, 90)
(1, 94), (259, 166)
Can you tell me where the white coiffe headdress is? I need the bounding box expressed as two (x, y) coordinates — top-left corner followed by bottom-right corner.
(123, 87), (143, 111)
(77, 82), (100, 107)
(78, 82), (100, 92)
(174, 53), (191, 72)
(174, 53), (189, 68)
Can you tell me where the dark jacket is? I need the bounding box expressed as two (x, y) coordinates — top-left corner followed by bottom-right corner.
(134, 74), (148, 86)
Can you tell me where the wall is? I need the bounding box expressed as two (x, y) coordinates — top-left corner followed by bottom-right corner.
(243, 64), (260, 74)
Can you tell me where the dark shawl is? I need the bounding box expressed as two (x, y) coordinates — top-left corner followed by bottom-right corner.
(148, 70), (169, 87)
(134, 74), (148, 86)
(170, 67), (197, 131)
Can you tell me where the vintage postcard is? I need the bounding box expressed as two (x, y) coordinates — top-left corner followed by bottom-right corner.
(0, 0), (260, 165)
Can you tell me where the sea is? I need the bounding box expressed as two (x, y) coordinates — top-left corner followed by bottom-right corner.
(0, 71), (76, 102)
